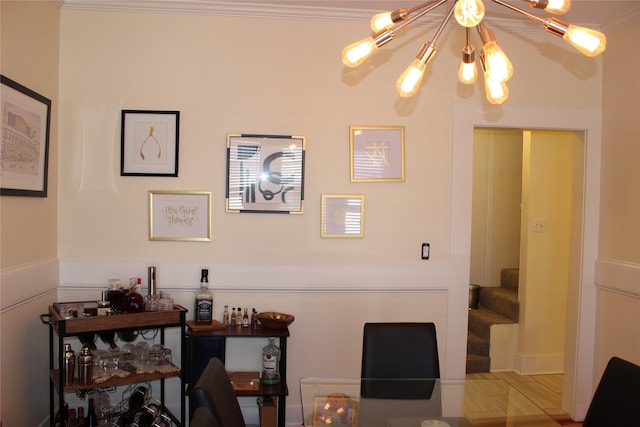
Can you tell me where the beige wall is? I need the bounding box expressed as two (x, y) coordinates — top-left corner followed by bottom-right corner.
(1, 1), (624, 424)
(470, 128), (522, 287)
(0, 1), (60, 426)
(518, 130), (573, 374)
(595, 20), (640, 384)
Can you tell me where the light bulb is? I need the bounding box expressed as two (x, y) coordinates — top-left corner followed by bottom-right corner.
(482, 41), (513, 82)
(396, 60), (427, 98)
(530, 0), (571, 15)
(370, 8), (409, 32)
(484, 72), (509, 104)
(454, 0), (485, 28)
(371, 12), (394, 32)
(342, 36), (378, 68)
(395, 44), (436, 98)
(459, 60), (478, 84)
(563, 24), (606, 57)
(458, 44), (477, 84)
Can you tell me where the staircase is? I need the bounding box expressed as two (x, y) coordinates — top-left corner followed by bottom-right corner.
(466, 268), (520, 373)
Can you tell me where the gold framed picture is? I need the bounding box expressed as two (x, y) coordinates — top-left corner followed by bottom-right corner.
(149, 190), (211, 241)
(350, 125), (405, 182)
(321, 194), (364, 238)
(313, 394), (357, 427)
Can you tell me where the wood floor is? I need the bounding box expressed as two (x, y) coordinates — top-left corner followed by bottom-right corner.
(466, 371), (583, 426)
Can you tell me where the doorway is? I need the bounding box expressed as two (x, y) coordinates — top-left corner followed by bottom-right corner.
(470, 128), (576, 374)
(450, 103), (601, 419)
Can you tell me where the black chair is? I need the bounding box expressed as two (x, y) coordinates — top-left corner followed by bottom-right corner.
(190, 406), (220, 427)
(360, 322), (440, 399)
(582, 356), (640, 426)
(193, 357), (247, 427)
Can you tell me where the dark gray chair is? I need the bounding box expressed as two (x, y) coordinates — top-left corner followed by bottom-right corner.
(193, 357), (247, 427)
(360, 322), (441, 400)
(190, 406), (220, 427)
(582, 356), (640, 426)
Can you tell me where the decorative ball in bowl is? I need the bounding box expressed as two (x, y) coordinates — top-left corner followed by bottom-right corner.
(257, 312), (295, 329)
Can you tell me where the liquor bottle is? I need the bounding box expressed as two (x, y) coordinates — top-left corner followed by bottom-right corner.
(261, 337), (281, 385)
(77, 407), (85, 426)
(242, 308), (249, 328)
(84, 398), (98, 427)
(251, 308), (258, 329)
(68, 408), (78, 427)
(106, 279), (125, 314)
(223, 305), (230, 326)
(230, 307), (237, 326)
(124, 278), (144, 313)
(194, 269), (213, 324)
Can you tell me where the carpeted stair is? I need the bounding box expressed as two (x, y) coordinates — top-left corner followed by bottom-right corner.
(466, 268), (520, 373)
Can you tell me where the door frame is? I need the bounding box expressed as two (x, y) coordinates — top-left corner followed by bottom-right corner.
(449, 103), (601, 419)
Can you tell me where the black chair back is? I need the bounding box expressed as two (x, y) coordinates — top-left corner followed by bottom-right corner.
(583, 356), (640, 427)
(360, 322), (440, 399)
(193, 357), (247, 427)
(190, 406), (220, 427)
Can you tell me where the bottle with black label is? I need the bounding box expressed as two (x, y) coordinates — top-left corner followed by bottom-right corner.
(194, 269), (213, 324)
(242, 308), (249, 328)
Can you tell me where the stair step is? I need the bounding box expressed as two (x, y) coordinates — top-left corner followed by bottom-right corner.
(467, 331), (489, 357)
(466, 354), (490, 374)
(501, 267), (520, 290)
(468, 307), (515, 340)
(479, 287), (519, 322)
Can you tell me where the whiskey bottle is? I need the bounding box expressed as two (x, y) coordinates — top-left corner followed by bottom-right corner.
(194, 269), (213, 324)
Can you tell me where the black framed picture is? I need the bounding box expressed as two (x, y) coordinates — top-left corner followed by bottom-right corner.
(121, 110), (179, 176)
(1, 75), (51, 197)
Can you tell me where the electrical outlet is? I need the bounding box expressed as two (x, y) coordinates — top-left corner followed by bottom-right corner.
(532, 218), (546, 233)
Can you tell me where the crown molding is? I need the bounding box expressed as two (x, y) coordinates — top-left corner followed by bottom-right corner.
(61, 0), (554, 33)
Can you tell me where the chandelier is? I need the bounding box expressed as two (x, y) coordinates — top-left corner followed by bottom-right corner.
(341, 0), (606, 104)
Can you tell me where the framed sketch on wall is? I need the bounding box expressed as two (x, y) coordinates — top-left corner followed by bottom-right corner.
(149, 190), (211, 241)
(121, 110), (180, 176)
(226, 134), (305, 214)
(1, 75), (51, 197)
(350, 125), (405, 182)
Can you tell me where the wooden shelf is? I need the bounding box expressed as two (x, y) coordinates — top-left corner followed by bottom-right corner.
(50, 368), (181, 392)
(49, 305), (187, 335)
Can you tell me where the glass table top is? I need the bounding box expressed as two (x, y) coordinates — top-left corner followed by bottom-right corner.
(299, 378), (560, 427)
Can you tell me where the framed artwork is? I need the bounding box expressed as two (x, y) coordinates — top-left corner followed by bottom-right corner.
(321, 194), (365, 238)
(350, 125), (405, 182)
(226, 134), (305, 214)
(149, 190), (211, 241)
(121, 110), (179, 176)
(1, 75), (51, 197)
(313, 395), (357, 427)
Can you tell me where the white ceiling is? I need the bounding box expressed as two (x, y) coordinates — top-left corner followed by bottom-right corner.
(62, 0), (640, 31)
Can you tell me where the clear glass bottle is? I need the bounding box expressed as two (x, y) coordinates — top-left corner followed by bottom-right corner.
(124, 279), (144, 313)
(261, 337), (280, 385)
(194, 269), (213, 324)
(251, 308), (258, 329)
(223, 305), (230, 326)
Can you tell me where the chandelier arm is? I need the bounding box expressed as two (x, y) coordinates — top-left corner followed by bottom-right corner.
(393, 0), (449, 33)
(430, 1), (458, 45)
(490, 0), (544, 23)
